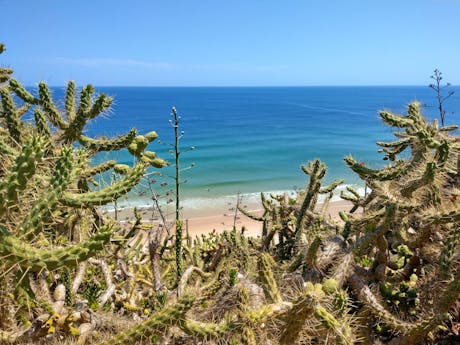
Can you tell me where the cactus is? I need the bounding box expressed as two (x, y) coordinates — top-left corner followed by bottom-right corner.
(232, 100), (460, 344)
(37, 82), (68, 129)
(0, 225), (112, 272)
(335, 101), (460, 344)
(0, 43), (166, 341)
(79, 128), (137, 152)
(99, 294), (195, 345)
(440, 227), (460, 278)
(179, 318), (231, 339)
(257, 253), (282, 303)
(64, 85), (112, 142)
(344, 155), (409, 181)
(33, 108), (51, 138)
(314, 305), (354, 345)
(2, 41), (460, 345)
(349, 272), (414, 333)
(386, 269), (460, 345)
(241, 326), (257, 345)
(295, 159), (327, 232)
(0, 88), (22, 142)
(0, 136), (45, 216)
(20, 146), (74, 238)
(239, 160), (342, 261)
(62, 162), (148, 207)
(278, 282), (323, 344)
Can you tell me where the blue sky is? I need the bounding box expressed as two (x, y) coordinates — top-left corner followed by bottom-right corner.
(1, 0), (459, 86)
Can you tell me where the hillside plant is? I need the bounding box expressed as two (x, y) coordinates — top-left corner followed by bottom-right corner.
(1, 43), (459, 344)
(0, 43), (167, 342)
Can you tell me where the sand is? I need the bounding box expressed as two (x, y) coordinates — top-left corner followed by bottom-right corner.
(105, 199), (354, 238)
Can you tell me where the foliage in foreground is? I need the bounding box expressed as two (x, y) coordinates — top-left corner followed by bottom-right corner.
(0, 43), (166, 343)
(1, 43), (460, 344)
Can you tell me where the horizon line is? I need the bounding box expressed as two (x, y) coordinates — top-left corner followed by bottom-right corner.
(25, 84), (454, 88)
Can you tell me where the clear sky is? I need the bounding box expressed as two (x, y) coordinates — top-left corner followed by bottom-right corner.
(1, 0), (459, 86)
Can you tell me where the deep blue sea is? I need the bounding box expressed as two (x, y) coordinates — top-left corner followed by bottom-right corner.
(48, 86), (460, 212)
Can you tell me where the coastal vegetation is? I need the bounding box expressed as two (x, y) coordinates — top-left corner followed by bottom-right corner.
(1, 43), (460, 344)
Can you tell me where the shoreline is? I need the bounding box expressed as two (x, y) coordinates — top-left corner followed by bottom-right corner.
(105, 198), (355, 238)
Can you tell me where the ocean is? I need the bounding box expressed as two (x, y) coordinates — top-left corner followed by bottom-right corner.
(49, 86), (460, 214)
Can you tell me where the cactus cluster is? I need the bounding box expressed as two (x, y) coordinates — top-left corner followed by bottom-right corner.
(100, 105), (458, 344)
(0, 43), (166, 343)
(2, 42), (459, 345)
(238, 160), (343, 261)
(233, 101), (460, 344)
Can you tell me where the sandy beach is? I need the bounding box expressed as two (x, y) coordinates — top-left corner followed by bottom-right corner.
(106, 199), (354, 238)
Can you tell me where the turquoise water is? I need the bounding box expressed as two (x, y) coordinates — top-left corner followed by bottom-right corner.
(49, 86), (460, 210)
